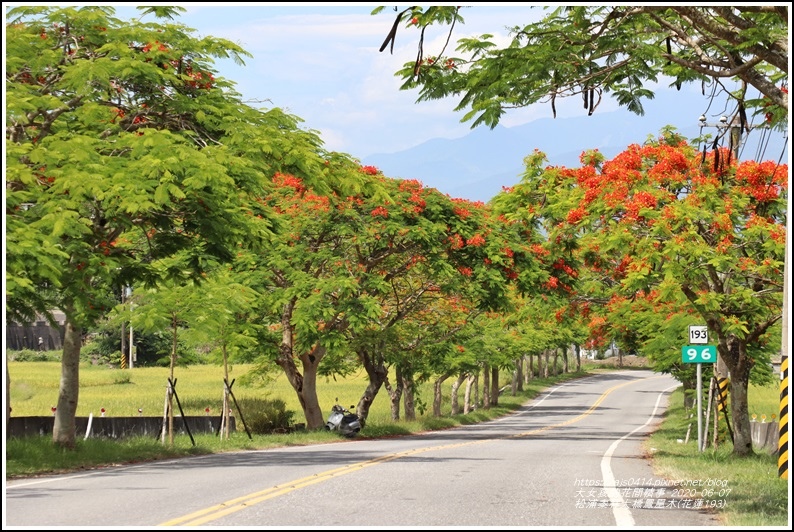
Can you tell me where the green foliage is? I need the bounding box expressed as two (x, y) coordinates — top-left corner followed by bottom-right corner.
(8, 349), (61, 363)
(377, 6), (788, 131)
(236, 397), (296, 435)
(79, 340), (112, 365)
(5, 5), (344, 445)
(496, 132), (786, 456)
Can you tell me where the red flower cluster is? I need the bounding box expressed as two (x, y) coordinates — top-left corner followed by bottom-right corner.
(142, 41), (168, 53)
(360, 165), (379, 175)
(371, 206), (389, 218)
(735, 160), (786, 203)
(453, 205), (471, 218)
(530, 244), (549, 257)
(447, 234), (464, 249)
(466, 234), (485, 247)
(552, 258), (577, 278)
(273, 172), (306, 194)
(566, 207), (586, 225)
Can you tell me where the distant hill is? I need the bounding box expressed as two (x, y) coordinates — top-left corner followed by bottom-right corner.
(362, 91), (789, 203)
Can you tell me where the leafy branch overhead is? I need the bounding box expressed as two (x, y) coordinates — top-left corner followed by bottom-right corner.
(374, 6), (788, 129)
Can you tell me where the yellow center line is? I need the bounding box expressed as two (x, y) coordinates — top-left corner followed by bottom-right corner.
(161, 375), (654, 526)
(509, 377), (639, 439)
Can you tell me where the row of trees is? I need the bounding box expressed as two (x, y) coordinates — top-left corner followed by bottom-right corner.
(374, 5), (788, 457)
(6, 7), (787, 457)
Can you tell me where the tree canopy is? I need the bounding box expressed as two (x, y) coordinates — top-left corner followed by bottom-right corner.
(492, 132), (786, 456)
(4, 5), (346, 447)
(375, 6), (788, 130)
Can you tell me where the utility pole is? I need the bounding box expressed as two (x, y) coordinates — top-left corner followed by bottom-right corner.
(125, 286), (134, 369)
(697, 114), (737, 381)
(121, 287), (127, 368)
(697, 112), (788, 420)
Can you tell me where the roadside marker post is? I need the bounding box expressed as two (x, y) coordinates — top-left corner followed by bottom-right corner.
(683, 325), (715, 453)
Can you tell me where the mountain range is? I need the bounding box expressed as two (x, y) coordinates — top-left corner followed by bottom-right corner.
(362, 91), (789, 203)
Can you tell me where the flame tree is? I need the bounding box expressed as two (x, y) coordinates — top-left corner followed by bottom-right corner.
(5, 6), (334, 448)
(496, 132), (786, 456)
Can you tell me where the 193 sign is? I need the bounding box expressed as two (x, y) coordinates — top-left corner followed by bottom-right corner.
(689, 325), (708, 344)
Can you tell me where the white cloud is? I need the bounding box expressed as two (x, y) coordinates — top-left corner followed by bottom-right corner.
(106, 5), (750, 160)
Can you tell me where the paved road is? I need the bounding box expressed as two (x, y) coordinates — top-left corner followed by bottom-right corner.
(5, 370), (723, 527)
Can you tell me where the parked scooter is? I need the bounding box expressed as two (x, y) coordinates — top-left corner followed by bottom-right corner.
(324, 399), (361, 437)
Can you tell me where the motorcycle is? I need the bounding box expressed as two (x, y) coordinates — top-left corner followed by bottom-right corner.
(324, 399), (361, 437)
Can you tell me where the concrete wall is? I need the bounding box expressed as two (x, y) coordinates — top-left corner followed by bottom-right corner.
(750, 419), (779, 453)
(6, 415), (236, 440)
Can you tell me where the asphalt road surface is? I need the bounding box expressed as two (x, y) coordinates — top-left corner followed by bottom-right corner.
(5, 370), (724, 527)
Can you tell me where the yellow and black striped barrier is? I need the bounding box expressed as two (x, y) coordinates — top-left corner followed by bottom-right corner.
(717, 376), (730, 412)
(716, 376), (734, 443)
(779, 355), (788, 479)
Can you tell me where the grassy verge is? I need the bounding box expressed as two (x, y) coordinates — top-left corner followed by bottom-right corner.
(644, 386), (788, 527)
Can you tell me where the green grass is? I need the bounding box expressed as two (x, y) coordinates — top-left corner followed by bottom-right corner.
(6, 360), (787, 526)
(644, 383), (789, 527)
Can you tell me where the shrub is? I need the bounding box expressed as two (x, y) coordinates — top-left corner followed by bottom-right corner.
(236, 396), (296, 434)
(113, 371), (132, 385)
(80, 341), (114, 365)
(8, 349), (60, 362)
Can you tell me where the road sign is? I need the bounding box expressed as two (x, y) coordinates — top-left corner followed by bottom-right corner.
(689, 325), (708, 344)
(682, 345), (717, 363)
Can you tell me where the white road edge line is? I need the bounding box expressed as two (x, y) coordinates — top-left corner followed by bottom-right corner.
(601, 383), (678, 526)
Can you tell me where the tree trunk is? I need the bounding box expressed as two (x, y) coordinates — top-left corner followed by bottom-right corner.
(463, 373), (475, 414)
(6, 364), (10, 432)
(299, 350), (325, 428)
(490, 366), (499, 406)
(433, 371), (452, 416)
(721, 337), (754, 456)
(53, 314), (82, 449)
(681, 377), (697, 410)
(384, 368), (403, 421)
(562, 346), (569, 373)
(575, 344), (581, 372)
(356, 349), (389, 427)
(512, 357), (523, 394)
(553, 349), (559, 376)
(221, 342), (230, 439)
(275, 300), (325, 429)
(276, 343), (325, 429)
(482, 364), (491, 409)
(402, 369), (417, 421)
(527, 354), (534, 381)
(450, 373), (466, 415)
(472, 371), (479, 409)
(543, 350), (549, 378)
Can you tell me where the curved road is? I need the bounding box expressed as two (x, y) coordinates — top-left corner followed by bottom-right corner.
(5, 370), (723, 527)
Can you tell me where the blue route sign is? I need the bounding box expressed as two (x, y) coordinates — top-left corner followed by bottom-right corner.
(681, 345), (717, 364)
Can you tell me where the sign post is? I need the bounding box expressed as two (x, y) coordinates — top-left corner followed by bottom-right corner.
(683, 326), (714, 452)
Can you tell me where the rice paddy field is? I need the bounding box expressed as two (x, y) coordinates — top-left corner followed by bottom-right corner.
(7, 360), (413, 423)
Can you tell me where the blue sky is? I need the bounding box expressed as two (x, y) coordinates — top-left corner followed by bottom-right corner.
(104, 3), (723, 160)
